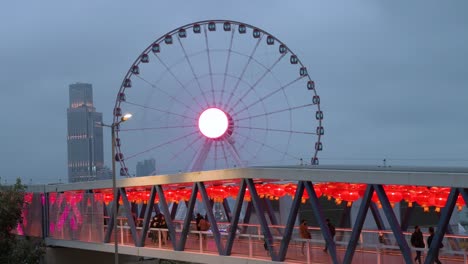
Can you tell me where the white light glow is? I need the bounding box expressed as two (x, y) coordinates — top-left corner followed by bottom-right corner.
(122, 113), (133, 121)
(198, 108), (229, 139)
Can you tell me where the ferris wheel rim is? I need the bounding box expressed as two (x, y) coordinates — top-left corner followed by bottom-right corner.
(113, 19), (323, 176)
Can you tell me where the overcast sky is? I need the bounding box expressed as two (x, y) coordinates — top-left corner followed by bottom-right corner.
(1, 1), (467, 184)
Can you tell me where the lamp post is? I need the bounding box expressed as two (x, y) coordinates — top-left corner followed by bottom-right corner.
(102, 113), (132, 264)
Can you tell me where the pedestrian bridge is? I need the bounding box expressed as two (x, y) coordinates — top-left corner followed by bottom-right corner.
(23, 166), (468, 264)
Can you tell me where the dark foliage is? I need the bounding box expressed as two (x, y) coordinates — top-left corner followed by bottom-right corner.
(0, 178), (44, 263)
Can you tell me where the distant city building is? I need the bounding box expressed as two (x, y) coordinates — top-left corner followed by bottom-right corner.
(136, 159), (156, 177)
(67, 83), (104, 183)
(96, 166), (112, 181)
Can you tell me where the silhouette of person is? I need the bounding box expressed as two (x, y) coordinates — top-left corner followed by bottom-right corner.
(427, 226), (443, 264)
(299, 219), (311, 255)
(411, 225), (425, 264)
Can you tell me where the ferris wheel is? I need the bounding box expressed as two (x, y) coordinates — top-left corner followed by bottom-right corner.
(113, 20), (323, 176)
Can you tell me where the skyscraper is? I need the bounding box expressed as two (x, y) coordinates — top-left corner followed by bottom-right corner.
(67, 83), (104, 183)
(136, 158), (156, 177)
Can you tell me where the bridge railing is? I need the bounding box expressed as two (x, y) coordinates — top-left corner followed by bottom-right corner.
(53, 220), (467, 264)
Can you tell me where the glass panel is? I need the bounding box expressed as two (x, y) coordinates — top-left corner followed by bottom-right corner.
(17, 192), (42, 237)
(48, 192), (104, 242)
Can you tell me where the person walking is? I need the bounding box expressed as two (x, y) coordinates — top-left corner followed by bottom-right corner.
(149, 215), (158, 243)
(427, 226), (443, 264)
(411, 225), (425, 264)
(198, 216), (211, 249)
(160, 215), (168, 245)
(195, 213), (203, 230)
(323, 218), (335, 253)
(195, 213), (203, 239)
(378, 231), (385, 244)
(299, 219), (311, 255)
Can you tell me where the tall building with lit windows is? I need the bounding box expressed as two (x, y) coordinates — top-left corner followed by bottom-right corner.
(67, 83), (104, 183)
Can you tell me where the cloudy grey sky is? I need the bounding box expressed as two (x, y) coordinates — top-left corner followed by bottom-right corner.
(1, 1), (467, 184)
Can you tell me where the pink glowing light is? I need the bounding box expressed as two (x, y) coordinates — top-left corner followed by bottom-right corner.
(198, 108), (229, 139)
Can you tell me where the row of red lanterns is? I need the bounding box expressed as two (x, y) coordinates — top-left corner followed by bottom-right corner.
(40, 183), (466, 212)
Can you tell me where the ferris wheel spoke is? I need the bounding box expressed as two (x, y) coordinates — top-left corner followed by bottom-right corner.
(119, 124), (196, 132)
(234, 76), (305, 116)
(164, 134), (204, 168)
(188, 139), (213, 172)
(203, 25), (216, 106)
(125, 101), (196, 121)
(219, 140), (230, 169)
(176, 36), (209, 108)
(214, 141), (218, 169)
(125, 131), (199, 160)
(235, 103), (314, 122)
(153, 54), (205, 109)
(235, 126), (317, 135)
(134, 75), (199, 113)
(225, 138), (244, 167)
(224, 33), (264, 109)
(229, 53), (287, 112)
(234, 137), (260, 167)
(235, 110), (268, 166)
(235, 131), (300, 160)
(219, 29), (235, 108)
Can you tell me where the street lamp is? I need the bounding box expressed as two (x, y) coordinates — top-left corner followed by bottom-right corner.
(102, 113), (132, 264)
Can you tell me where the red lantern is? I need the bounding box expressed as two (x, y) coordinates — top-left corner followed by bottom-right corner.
(384, 185), (403, 207)
(404, 186), (427, 207)
(24, 193), (33, 205)
(284, 184), (297, 197)
(342, 190), (360, 207)
(313, 185), (323, 198)
(206, 186), (216, 200)
(256, 184), (267, 199)
(49, 193), (57, 206)
(211, 185), (228, 203)
(433, 192), (448, 213)
(126, 190), (134, 203)
(372, 192), (382, 208)
(415, 190), (431, 212)
(341, 183), (366, 207)
(456, 195), (466, 211)
(321, 182), (336, 200)
(244, 188), (251, 202)
(332, 183), (350, 205)
(74, 192), (83, 204)
(103, 193), (113, 205)
(225, 186), (240, 198)
(178, 189), (191, 202)
(301, 190), (309, 204)
(165, 190), (177, 203)
(271, 185), (286, 200)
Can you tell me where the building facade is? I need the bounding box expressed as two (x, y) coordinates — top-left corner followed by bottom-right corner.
(136, 159), (156, 177)
(67, 83), (104, 183)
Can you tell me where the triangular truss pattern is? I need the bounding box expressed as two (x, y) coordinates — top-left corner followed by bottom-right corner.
(104, 188), (121, 243)
(98, 180), (460, 264)
(374, 184), (412, 263)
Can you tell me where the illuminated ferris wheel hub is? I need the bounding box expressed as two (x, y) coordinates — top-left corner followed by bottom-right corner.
(198, 108), (233, 140)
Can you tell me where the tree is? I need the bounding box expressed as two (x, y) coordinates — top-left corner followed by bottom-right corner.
(0, 178), (44, 263)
